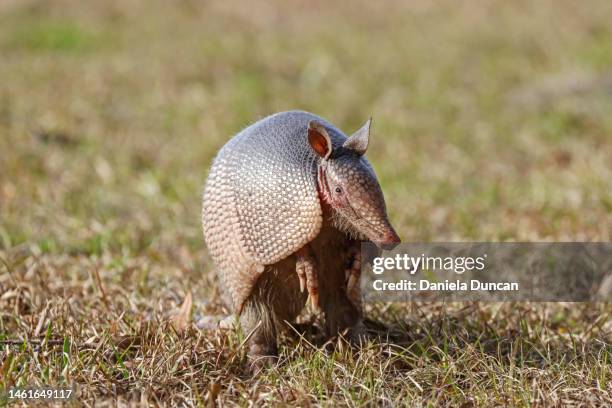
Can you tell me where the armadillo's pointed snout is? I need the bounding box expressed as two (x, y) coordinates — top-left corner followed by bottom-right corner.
(377, 227), (401, 250)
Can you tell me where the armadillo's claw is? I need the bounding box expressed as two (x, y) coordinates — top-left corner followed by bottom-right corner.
(296, 258), (307, 293)
(296, 249), (318, 309)
(345, 247), (362, 310)
(305, 263), (319, 310)
(346, 269), (360, 303)
(309, 290), (319, 309)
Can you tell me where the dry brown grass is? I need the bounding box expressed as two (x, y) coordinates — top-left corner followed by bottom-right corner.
(1, 0), (611, 406)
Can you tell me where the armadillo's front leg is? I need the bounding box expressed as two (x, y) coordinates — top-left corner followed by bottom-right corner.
(345, 243), (362, 310)
(296, 245), (319, 309)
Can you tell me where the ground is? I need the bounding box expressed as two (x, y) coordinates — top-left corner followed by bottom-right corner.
(0, 0), (611, 406)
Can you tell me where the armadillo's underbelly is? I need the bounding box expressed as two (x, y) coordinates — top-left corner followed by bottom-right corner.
(308, 221), (358, 310)
(255, 220), (357, 323)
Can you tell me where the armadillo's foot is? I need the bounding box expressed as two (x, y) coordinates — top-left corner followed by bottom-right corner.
(347, 319), (369, 346)
(296, 245), (319, 309)
(241, 298), (279, 375)
(345, 246), (362, 310)
(248, 355), (277, 375)
(296, 262), (307, 293)
(247, 343), (278, 375)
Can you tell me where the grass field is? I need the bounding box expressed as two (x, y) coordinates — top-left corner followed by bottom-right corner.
(1, 0), (611, 406)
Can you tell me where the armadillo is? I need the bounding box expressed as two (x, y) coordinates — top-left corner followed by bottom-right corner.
(202, 110), (400, 367)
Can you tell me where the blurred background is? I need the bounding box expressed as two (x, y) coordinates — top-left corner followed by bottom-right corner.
(1, 0), (611, 255)
(0, 1), (611, 403)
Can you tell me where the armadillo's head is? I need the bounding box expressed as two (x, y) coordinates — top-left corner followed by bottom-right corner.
(308, 119), (401, 249)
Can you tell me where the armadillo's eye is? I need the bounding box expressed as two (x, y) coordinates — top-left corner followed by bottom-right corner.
(335, 186), (343, 194)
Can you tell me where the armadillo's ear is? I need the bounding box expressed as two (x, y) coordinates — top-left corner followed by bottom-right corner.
(343, 117), (371, 155)
(308, 120), (333, 159)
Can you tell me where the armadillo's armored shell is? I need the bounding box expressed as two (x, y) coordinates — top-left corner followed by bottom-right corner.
(202, 111), (347, 312)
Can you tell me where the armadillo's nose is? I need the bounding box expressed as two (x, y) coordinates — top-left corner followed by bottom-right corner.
(378, 228), (401, 250)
